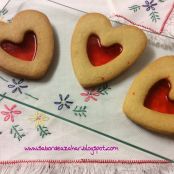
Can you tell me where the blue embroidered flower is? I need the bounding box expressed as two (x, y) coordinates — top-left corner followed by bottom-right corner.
(142, 0), (157, 11)
(8, 79), (28, 94)
(54, 94), (73, 110)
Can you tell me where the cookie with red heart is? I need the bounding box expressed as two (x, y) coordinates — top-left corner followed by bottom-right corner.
(71, 13), (147, 87)
(0, 10), (54, 79)
(123, 56), (174, 135)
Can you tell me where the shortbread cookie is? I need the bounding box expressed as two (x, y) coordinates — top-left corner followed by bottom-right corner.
(123, 56), (174, 135)
(71, 13), (147, 88)
(0, 10), (54, 79)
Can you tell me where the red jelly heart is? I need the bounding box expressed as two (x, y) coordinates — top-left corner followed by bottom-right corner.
(144, 79), (174, 114)
(1, 31), (37, 61)
(87, 34), (123, 66)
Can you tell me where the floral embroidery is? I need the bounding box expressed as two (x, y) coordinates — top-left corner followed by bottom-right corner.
(0, 8), (8, 16)
(142, 0), (157, 11)
(29, 112), (49, 127)
(54, 94), (74, 110)
(30, 112), (51, 138)
(128, 5), (141, 12)
(37, 125), (51, 138)
(73, 106), (87, 117)
(97, 84), (111, 95)
(10, 125), (25, 141)
(1, 104), (21, 122)
(149, 11), (160, 22)
(80, 84), (111, 102)
(80, 90), (100, 102)
(0, 103), (25, 141)
(8, 79), (28, 94)
(129, 0), (161, 22)
(0, 76), (38, 100)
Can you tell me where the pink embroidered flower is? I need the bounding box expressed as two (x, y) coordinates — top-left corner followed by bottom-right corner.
(80, 90), (100, 102)
(1, 104), (22, 122)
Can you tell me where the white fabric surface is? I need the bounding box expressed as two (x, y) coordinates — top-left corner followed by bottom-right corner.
(51, 0), (174, 35)
(46, 0), (110, 15)
(0, 0), (162, 161)
(0, 0), (174, 173)
(109, 0), (174, 33)
(1, 161), (174, 174)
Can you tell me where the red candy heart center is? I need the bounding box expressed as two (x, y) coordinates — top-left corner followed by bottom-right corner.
(87, 34), (123, 66)
(0, 31), (37, 61)
(144, 79), (174, 114)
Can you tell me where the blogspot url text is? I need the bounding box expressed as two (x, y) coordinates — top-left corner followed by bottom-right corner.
(24, 145), (119, 155)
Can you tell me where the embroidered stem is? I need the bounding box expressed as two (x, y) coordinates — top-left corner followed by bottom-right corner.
(0, 8), (8, 16)
(24, 93), (39, 100)
(0, 76), (8, 82)
(1, 0), (11, 11)
(128, 5), (141, 12)
(73, 106), (87, 117)
(0, 92), (7, 102)
(10, 125), (25, 141)
(150, 11), (160, 22)
(97, 84), (111, 95)
(37, 125), (51, 138)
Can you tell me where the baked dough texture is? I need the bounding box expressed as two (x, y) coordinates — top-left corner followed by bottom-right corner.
(71, 13), (147, 87)
(123, 56), (174, 135)
(0, 10), (54, 79)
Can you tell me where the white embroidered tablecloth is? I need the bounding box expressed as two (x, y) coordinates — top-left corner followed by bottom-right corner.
(109, 0), (174, 34)
(0, 0), (174, 173)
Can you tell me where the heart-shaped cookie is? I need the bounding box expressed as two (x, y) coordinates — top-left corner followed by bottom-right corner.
(123, 56), (174, 135)
(71, 13), (147, 87)
(0, 10), (54, 79)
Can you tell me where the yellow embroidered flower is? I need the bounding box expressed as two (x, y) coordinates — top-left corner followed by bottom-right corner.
(29, 112), (49, 127)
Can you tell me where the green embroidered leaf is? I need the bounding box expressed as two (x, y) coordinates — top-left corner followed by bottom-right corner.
(97, 84), (111, 95)
(10, 128), (13, 134)
(129, 5), (141, 12)
(73, 105), (87, 117)
(150, 11), (160, 23)
(21, 134), (25, 137)
(10, 125), (26, 141)
(37, 125), (51, 138)
(18, 129), (23, 131)
(158, 0), (165, 2)
(0, 8), (8, 16)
